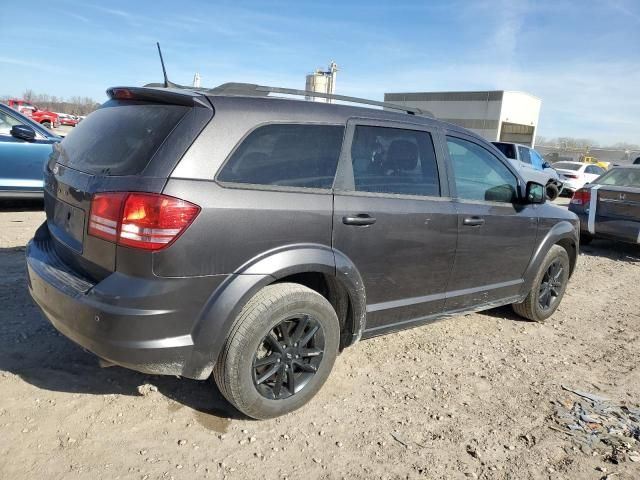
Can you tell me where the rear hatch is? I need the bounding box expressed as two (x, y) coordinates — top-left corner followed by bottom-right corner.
(44, 87), (213, 280)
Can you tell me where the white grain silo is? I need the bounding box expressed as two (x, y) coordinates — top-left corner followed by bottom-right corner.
(305, 62), (338, 103)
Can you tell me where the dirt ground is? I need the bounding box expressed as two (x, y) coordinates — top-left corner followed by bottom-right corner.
(0, 199), (639, 480)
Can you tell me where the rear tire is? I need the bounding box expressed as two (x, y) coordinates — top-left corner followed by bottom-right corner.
(41, 121), (52, 129)
(545, 183), (559, 201)
(512, 245), (570, 322)
(213, 283), (340, 419)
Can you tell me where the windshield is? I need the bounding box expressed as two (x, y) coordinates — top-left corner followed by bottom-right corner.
(57, 99), (188, 175)
(554, 162), (582, 171)
(594, 168), (640, 188)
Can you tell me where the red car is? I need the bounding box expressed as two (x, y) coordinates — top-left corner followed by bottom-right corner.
(6, 99), (60, 128)
(57, 114), (78, 127)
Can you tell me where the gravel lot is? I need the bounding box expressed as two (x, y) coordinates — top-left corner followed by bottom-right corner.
(0, 200), (638, 480)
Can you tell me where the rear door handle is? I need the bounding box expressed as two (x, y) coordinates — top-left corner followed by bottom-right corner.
(342, 214), (377, 226)
(463, 216), (485, 227)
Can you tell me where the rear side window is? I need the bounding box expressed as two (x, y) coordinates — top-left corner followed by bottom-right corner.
(58, 100), (189, 175)
(493, 142), (516, 159)
(218, 124), (344, 189)
(349, 125), (440, 197)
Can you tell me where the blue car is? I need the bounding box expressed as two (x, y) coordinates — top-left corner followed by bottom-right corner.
(0, 103), (61, 198)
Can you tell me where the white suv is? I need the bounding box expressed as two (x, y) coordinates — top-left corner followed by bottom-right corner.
(492, 142), (564, 200)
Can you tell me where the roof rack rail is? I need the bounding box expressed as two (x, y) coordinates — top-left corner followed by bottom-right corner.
(144, 81), (433, 117)
(209, 83), (431, 117)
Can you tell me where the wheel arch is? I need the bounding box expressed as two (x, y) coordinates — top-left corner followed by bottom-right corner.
(185, 244), (366, 380)
(522, 221), (578, 296)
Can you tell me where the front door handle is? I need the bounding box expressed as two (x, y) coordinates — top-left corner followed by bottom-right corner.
(343, 214), (377, 226)
(463, 216), (485, 227)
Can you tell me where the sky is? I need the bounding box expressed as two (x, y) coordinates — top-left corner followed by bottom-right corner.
(1, 0), (639, 145)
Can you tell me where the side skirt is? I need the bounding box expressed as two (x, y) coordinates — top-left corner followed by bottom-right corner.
(360, 295), (523, 340)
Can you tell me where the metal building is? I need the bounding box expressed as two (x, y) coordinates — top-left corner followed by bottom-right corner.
(305, 62), (338, 103)
(384, 90), (541, 147)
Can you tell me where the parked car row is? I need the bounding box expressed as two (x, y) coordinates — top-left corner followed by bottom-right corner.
(553, 161), (607, 195)
(0, 103), (61, 198)
(56, 113), (82, 127)
(5, 99), (60, 129)
(569, 166), (640, 245)
(492, 142), (564, 200)
(489, 142), (615, 200)
(2, 99), (86, 130)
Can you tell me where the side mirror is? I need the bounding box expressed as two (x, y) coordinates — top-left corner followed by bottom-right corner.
(10, 125), (37, 142)
(542, 161), (551, 169)
(525, 181), (545, 204)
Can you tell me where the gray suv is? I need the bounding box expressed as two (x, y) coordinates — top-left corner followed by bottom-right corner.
(26, 83), (579, 419)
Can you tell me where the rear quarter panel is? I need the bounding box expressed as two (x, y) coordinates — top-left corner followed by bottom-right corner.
(156, 180), (334, 277)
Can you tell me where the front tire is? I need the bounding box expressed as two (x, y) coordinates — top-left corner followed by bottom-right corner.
(41, 120), (52, 129)
(512, 245), (570, 322)
(213, 283), (340, 419)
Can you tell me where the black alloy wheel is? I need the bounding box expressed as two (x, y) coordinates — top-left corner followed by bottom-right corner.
(538, 260), (564, 311)
(252, 314), (325, 400)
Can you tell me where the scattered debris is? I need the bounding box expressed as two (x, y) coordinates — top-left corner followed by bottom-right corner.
(466, 444), (481, 461)
(561, 385), (610, 403)
(136, 384), (158, 396)
(551, 386), (640, 464)
(390, 433), (410, 449)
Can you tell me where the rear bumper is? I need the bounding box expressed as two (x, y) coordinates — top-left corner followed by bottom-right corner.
(26, 224), (227, 379)
(573, 211), (640, 244)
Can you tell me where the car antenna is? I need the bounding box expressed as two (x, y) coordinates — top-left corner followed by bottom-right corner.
(156, 42), (174, 88)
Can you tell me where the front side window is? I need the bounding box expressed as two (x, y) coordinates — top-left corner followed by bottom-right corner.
(518, 146), (532, 164)
(218, 124), (344, 189)
(348, 125), (440, 197)
(447, 136), (518, 203)
(530, 149), (545, 168)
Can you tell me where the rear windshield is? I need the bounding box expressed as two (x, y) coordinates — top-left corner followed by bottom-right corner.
(554, 162), (582, 171)
(57, 100), (188, 175)
(492, 142), (516, 159)
(594, 168), (640, 187)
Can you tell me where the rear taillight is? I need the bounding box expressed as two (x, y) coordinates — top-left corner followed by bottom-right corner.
(564, 174), (578, 179)
(88, 192), (200, 250)
(570, 189), (591, 206)
(88, 192), (127, 242)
